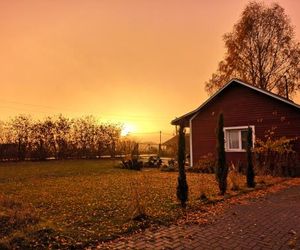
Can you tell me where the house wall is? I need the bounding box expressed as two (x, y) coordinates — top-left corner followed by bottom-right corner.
(191, 82), (300, 170)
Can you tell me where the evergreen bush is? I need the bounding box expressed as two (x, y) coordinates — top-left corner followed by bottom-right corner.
(176, 125), (188, 207)
(246, 127), (255, 188)
(215, 113), (228, 195)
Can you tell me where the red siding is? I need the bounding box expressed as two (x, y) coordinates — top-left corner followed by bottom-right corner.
(191, 82), (300, 168)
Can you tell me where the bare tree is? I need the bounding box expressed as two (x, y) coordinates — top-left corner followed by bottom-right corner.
(0, 121), (8, 144)
(103, 123), (122, 158)
(71, 116), (97, 158)
(54, 114), (71, 159)
(95, 124), (109, 157)
(205, 1), (300, 98)
(30, 120), (48, 160)
(10, 115), (32, 160)
(0, 114), (122, 161)
(29, 117), (57, 160)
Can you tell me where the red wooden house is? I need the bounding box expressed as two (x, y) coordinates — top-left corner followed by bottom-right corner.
(171, 79), (300, 173)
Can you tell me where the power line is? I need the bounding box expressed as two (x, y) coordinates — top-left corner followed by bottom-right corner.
(128, 131), (173, 135)
(0, 105), (58, 115)
(0, 99), (173, 121)
(0, 99), (76, 112)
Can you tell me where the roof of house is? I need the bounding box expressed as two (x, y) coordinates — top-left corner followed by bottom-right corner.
(171, 78), (300, 125)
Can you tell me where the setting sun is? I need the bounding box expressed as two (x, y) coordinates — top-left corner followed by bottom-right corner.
(121, 123), (136, 136)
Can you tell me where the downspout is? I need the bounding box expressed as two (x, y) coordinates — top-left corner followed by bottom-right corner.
(189, 118), (193, 167)
(189, 112), (199, 168)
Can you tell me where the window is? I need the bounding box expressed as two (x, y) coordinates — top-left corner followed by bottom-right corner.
(224, 126), (255, 152)
(227, 130), (239, 149)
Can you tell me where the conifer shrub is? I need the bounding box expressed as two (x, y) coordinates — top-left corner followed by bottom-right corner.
(246, 127), (255, 188)
(215, 113), (228, 195)
(176, 125), (188, 208)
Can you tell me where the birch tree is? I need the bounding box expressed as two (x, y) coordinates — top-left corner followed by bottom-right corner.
(205, 1), (300, 98)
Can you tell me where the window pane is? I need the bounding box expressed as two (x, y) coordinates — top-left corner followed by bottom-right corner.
(241, 130), (248, 150)
(228, 130), (239, 149)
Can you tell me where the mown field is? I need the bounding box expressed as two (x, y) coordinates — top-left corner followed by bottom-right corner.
(0, 160), (282, 249)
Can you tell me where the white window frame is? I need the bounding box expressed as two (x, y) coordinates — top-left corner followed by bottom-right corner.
(224, 126), (255, 152)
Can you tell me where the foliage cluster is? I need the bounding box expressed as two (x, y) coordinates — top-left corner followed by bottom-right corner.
(121, 159), (143, 171)
(128, 176), (148, 221)
(228, 169), (242, 191)
(0, 114), (129, 161)
(120, 143), (143, 170)
(205, 1), (300, 98)
(144, 156), (162, 168)
(253, 133), (298, 176)
(160, 159), (177, 172)
(188, 153), (216, 173)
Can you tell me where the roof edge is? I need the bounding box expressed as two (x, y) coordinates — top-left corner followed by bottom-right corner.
(171, 78), (300, 125)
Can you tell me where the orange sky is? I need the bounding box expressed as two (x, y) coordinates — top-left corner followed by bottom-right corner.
(1, 0), (300, 142)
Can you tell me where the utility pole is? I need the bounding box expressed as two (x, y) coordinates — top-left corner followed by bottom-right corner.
(160, 131), (162, 145)
(158, 131), (162, 157)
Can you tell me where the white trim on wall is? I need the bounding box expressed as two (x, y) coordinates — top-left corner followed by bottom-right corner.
(189, 112), (200, 167)
(189, 118), (193, 167)
(171, 79), (300, 125)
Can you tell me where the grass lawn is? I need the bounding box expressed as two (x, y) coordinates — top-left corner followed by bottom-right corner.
(0, 160), (282, 249)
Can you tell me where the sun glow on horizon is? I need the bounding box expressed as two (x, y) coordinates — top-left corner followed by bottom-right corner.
(121, 123), (136, 137)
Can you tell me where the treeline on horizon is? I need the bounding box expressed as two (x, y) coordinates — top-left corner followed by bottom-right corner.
(0, 114), (137, 161)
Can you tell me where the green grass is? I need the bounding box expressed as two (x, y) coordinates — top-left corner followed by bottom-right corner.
(0, 160), (282, 249)
(0, 159), (121, 181)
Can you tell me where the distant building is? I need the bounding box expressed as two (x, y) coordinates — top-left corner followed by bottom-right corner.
(162, 134), (190, 156)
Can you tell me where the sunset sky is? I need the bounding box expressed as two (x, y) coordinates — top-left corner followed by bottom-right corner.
(1, 0), (300, 142)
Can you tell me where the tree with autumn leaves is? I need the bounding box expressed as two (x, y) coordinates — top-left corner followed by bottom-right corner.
(0, 114), (122, 160)
(205, 1), (300, 99)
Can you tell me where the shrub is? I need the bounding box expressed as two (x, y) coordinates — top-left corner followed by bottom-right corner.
(197, 176), (209, 201)
(144, 156), (162, 168)
(120, 143), (143, 170)
(199, 192), (208, 201)
(160, 159), (176, 172)
(129, 176), (148, 221)
(121, 159), (143, 170)
(188, 153), (216, 173)
(228, 165), (241, 191)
